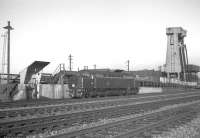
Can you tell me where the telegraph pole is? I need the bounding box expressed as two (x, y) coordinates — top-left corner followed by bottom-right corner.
(3, 21), (13, 84)
(94, 64), (96, 70)
(69, 54), (72, 71)
(127, 60), (130, 72)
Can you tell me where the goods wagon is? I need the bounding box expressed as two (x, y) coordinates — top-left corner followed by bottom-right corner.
(69, 76), (139, 98)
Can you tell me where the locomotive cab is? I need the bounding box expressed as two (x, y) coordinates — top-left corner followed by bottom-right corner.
(69, 83), (83, 98)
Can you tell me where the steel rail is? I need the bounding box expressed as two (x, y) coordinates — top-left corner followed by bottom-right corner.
(1, 91), (199, 120)
(1, 92), (200, 123)
(0, 91), (170, 109)
(1, 93), (200, 137)
(1, 90), (198, 112)
(114, 108), (195, 138)
(52, 100), (200, 138)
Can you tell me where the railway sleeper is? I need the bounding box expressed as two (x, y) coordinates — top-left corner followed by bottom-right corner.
(1, 92), (200, 120)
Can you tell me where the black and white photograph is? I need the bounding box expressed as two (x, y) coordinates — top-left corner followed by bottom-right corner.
(0, 0), (200, 137)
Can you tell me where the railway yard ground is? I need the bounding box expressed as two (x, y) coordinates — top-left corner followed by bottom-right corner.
(1, 90), (200, 138)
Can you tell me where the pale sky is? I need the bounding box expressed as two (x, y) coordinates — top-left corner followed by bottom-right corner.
(0, 0), (200, 73)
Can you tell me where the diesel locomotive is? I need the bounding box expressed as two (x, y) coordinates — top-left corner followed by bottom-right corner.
(67, 70), (139, 98)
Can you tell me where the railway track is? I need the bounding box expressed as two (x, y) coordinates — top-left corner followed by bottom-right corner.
(0, 91), (199, 120)
(0, 92), (167, 109)
(49, 101), (200, 138)
(1, 92), (200, 137)
(0, 90), (196, 109)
